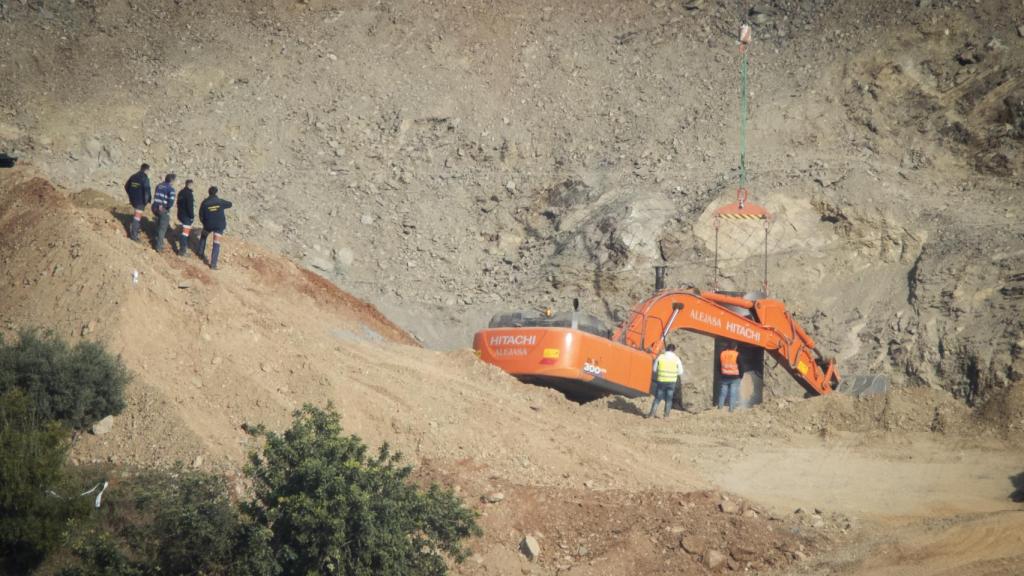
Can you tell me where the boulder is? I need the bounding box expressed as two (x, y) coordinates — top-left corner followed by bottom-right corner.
(520, 535), (541, 561)
(680, 535), (705, 555)
(482, 492), (505, 504)
(91, 415), (114, 436)
(704, 549), (726, 570)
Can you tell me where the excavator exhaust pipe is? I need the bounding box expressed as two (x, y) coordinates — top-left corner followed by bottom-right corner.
(835, 374), (890, 397)
(654, 265), (667, 291)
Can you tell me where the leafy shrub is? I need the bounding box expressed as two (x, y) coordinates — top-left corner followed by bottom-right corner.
(61, 468), (278, 576)
(0, 329), (129, 430)
(59, 534), (144, 576)
(245, 404), (481, 576)
(53, 405), (480, 576)
(0, 389), (82, 573)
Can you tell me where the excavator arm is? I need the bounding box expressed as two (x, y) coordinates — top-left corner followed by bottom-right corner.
(612, 290), (840, 395)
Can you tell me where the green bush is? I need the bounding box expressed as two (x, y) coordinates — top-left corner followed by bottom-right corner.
(61, 468), (278, 576)
(59, 534), (145, 576)
(0, 389), (81, 573)
(245, 404), (481, 576)
(53, 405), (480, 576)
(0, 329), (129, 430)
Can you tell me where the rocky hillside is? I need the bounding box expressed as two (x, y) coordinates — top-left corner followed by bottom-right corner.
(0, 0), (1021, 404)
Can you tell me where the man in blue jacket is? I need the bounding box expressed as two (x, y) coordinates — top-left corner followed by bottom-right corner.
(176, 179), (196, 256)
(198, 186), (233, 270)
(123, 163), (151, 241)
(151, 173), (177, 252)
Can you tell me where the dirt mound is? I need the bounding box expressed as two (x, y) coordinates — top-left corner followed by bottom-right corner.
(1, 169), (835, 574)
(0, 168), (715, 492)
(585, 386), (980, 439)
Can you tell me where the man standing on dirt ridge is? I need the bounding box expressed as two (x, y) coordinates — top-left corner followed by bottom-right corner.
(197, 186), (232, 270)
(176, 179), (195, 256)
(123, 163), (151, 241)
(151, 173), (177, 252)
(647, 343), (684, 419)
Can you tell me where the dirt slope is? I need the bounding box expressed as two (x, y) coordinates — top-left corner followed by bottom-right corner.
(2, 169), (1022, 574)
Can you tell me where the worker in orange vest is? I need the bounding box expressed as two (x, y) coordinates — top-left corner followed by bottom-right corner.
(717, 342), (742, 412)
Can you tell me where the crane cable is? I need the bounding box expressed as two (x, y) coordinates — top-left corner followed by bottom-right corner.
(738, 23), (752, 188)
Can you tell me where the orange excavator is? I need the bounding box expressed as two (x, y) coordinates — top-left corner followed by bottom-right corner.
(473, 288), (886, 403)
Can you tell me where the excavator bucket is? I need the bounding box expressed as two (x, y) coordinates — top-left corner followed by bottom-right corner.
(835, 374), (890, 397)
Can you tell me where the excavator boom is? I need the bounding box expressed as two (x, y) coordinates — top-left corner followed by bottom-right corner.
(613, 290), (838, 395)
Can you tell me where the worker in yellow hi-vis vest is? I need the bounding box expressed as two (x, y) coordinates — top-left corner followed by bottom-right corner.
(717, 342), (742, 412)
(647, 343), (684, 419)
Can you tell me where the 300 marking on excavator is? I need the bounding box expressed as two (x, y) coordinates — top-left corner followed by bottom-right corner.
(583, 363), (606, 376)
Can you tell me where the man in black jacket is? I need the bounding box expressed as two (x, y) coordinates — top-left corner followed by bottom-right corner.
(198, 186), (233, 270)
(176, 179), (196, 256)
(123, 163), (151, 240)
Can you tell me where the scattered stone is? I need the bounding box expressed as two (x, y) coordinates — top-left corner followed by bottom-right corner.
(520, 535), (541, 561)
(81, 319), (97, 336)
(576, 545), (588, 557)
(719, 500), (741, 514)
(482, 492), (505, 504)
(704, 549), (726, 570)
(583, 480), (595, 489)
(810, 514), (826, 528)
(956, 49), (979, 65)
(1018, 25), (1024, 38)
(683, 0), (704, 10)
(748, 6), (772, 25)
(680, 535), (704, 554)
(177, 280), (192, 289)
(793, 550), (808, 561)
(91, 415), (114, 436)
(84, 137), (103, 158)
(505, 180), (516, 192)
(360, 214), (374, 225)
(192, 454), (204, 468)
(731, 545), (758, 562)
(333, 246), (355, 268)
(309, 257), (334, 272)
(742, 508), (758, 518)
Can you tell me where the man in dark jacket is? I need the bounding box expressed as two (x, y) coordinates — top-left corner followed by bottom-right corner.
(198, 186), (233, 270)
(151, 173), (177, 252)
(176, 179), (196, 256)
(123, 163), (151, 240)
